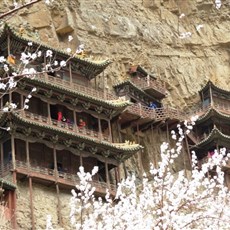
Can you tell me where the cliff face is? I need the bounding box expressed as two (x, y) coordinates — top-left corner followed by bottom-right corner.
(2, 0), (230, 109)
(1, 1), (230, 228)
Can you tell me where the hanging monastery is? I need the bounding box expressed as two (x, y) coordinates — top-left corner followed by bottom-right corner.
(0, 24), (229, 229)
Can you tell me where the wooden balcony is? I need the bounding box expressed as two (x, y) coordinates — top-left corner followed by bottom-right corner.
(20, 111), (112, 142)
(119, 103), (185, 127)
(131, 77), (166, 99)
(14, 160), (116, 196)
(35, 73), (117, 100)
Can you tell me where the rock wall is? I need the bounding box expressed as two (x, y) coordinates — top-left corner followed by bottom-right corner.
(1, 0), (230, 228)
(17, 181), (72, 229)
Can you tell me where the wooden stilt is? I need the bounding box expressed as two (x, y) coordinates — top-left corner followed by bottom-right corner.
(108, 119), (112, 142)
(105, 159), (110, 188)
(47, 102), (51, 123)
(29, 177), (35, 230)
(80, 152), (83, 167)
(137, 123), (143, 178)
(98, 117), (102, 140)
(11, 135), (16, 171)
(0, 143), (3, 175)
(69, 62), (72, 83)
(56, 183), (62, 226)
(166, 121), (169, 143)
(117, 120), (127, 178)
(26, 139), (30, 170)
(185, 135), (192, 169)
(151, 124), (157, 167)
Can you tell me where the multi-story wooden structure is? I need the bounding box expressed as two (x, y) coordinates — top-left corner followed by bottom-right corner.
(114, 64), (185, 132)
(0, 24), (143, 229)
(187, 81), (230, 185)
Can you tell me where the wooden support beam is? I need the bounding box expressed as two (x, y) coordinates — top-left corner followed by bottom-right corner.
(26, 139), (30, 170)
(108, 119), (112, 142)
(29, 177), (35, 230)
(11, 135), (16, 171)
(98, 117), (102, 141)
(69, 62), (72, 83)
(56, 183), (62, 226)
(53, 145), (58, 180)
(105, 159), (110, 188)
(137, 123), (143, 178)
(80, 152), (83, 167)
(0, 143), (3, 175)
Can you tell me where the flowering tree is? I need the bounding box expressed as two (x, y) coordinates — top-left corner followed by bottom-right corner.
(68, 117), (230, 230)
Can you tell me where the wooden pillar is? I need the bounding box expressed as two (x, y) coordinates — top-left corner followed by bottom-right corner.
(69, 62), (72, 83)
(209, 82), (213, 106)
(56, 183), (62, 226)
(10, 134), (17, 229)
(108, 119), (112, 142)
(117, 164), (121, 183)
(80, 152), (83, 167)
(7, 30), (10, 56)
(137, 123), (143, 178)
(166, 121), (169, 143)
(9, 190), (17, 229)
(73, 110), (77, 131)
(53, 145), (58, 180)
(151, 124), (157, 167)
(103, 71), (106, 99)
(29, 177), (35, 230)
(47, 102), (51, 123)
(11, 135), (16, 171)
(21, 94), (24, 110)
(105, 159), (110, 188)
(185, 135), (192, 169)
(98, 117), (102, 140)
(117, 120), (128, 178)
(26, 139), (30, 170)
(0, 143), (3, 175)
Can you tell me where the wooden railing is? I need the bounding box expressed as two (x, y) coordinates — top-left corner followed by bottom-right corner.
(126, 104), (185, 122)
(21, 111), (112, 142)
(15, 160), (116, 192)
(131, 77), (166, 96)
(35, 73), (118, 100)
(0, 162), (12, 177)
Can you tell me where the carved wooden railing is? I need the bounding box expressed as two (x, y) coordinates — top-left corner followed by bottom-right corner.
(126, 104), (185, 122)
(20, 111), (112, 142)
(35, 73), (117, 100)
(131, 77), (166, 96)
(0, 162), (12, 177)
(15, 160), (116, 192)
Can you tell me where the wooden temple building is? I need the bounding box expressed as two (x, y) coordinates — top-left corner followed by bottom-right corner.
(187, 81), (230, 186)
(114, 64), (185, 132)
(0, 24), (229, 229)
(0, 24), (143, 229)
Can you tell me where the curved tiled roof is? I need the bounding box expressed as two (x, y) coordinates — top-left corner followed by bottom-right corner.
(113, 80), (156, 101)
(0, 178), (16, 190)
(199, 80), (230, 96)
(196, 107), (230, 124)
(191, 127), (230, 150)
(25, 77), (132, 109)
(9, 112), (143, 154)
(0, 24), (111, 79)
